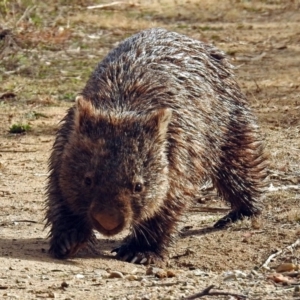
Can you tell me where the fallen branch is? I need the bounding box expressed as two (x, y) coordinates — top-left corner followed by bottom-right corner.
(261, 250), (282, 270)
(12, 219), (38, 224)
(184, 285), (246, 299)
(285, 238), (300, 252)
(261, 238), (300, 270)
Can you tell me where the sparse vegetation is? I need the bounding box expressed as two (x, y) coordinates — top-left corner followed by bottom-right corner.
(9, 123), (31, 133)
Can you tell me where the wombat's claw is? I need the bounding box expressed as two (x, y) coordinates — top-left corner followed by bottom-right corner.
(112, 246), (162, 265)
(49, 229), (89, 259)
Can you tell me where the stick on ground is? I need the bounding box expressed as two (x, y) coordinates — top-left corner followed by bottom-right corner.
(261, 238), (300, 270)
(184, 285), (247, 299)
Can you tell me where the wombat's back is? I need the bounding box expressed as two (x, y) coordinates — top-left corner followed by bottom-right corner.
(82, 27), (237, 114)
(81, 28), (260, 193)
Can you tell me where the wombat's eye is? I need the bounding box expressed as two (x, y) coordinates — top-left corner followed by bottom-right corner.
(133, 182), (144, 193)
(84, 176), (92, 186)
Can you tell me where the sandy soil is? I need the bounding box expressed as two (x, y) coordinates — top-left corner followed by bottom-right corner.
(0, 1), (299, 299)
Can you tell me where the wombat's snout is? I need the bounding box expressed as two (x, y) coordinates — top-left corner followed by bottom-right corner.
(91, 209), (125, 236)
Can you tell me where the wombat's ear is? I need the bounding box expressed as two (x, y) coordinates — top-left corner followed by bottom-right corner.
(75, 95), (95, 114)
(74, 95), (99, 133)
(146, 108), (172, 140)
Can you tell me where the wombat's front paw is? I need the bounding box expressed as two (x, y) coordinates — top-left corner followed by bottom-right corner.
(49, 229), (93, 259)
(112, 244), (164, 265)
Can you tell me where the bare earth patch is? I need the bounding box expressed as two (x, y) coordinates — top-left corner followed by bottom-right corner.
(0, 1), (299, 299)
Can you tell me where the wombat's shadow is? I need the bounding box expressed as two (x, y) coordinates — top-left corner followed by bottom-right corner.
(0, 237), (123, 265)
(180, 226), (221, 238)
(0, 226), (225, 263)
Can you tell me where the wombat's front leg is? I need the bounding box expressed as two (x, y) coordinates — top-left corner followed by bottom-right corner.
(113, 203), (181, 265)
(113, 221), (167, 264)
(47, 203), (94, 259)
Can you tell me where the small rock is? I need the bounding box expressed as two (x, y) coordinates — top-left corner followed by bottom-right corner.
(193, 269), (208, 276)
(61, 281), (68, 288)
(75, 274), (85, 279)
(146, 267), (163, 276)
(94, 269), (108, 276)
(234, 270), (247, 278)
(140, 278), (149, 286)
(251, 217), (261, 229)
(276, 263), (296, 273)
(125, 274), (139, 281)
(166, 270), (176, 278)
(223, 271), (236, 281)
(267, 272), (296, 284)
(108, 271), (124, 279)
(223, 270), (247, 281)
(155, 270), (167, 279)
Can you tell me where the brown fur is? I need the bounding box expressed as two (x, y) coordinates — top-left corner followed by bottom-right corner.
(45, 28), (268, 263)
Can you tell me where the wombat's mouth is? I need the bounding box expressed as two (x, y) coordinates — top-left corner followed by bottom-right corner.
(91, 212), (125, 236)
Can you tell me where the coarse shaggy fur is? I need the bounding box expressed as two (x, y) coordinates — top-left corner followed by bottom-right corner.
(45, 28), (268, 263)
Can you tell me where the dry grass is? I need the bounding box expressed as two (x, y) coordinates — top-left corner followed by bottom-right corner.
(69, 11), (159, 31)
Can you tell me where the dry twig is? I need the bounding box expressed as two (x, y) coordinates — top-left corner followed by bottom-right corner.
(12, 219), (38, 224)
(184, 285), (246, 299)
(16, 5), (37, 26)
(261, 238), (300, 270)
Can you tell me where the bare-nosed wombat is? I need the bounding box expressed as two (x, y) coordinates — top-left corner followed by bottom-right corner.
(45, 28), (267, 264)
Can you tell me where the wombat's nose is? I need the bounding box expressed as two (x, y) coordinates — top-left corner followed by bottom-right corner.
(93, 212), (123, 231)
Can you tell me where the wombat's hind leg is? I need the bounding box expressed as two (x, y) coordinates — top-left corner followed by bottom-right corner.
(47, 205), (93, 259)
(213, 122), (267, 228)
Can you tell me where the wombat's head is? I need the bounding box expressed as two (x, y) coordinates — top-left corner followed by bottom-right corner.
(59, 96), (171, 236)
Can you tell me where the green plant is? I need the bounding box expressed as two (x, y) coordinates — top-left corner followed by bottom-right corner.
(9, 123), (31, 134)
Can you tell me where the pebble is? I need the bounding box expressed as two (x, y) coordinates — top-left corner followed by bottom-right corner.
(146, 267), (162, 276)
(155, 270), (168, 279)
(193, 269), (208, 276)
(94, 269), (108, 276)
(223, 270), (247, 281)
(61, 281), (69, 288)
(140, 278), (149, 286)
(108, 271), (124, 279)
(276, 263), (296, 273)
(166, 270), (177, 278)
(125, 274), (139, 281)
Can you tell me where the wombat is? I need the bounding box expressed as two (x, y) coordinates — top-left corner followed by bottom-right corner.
(45, 28), (267, 264)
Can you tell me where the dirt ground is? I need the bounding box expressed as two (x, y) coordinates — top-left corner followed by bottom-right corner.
(0, 0), (299, 299)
